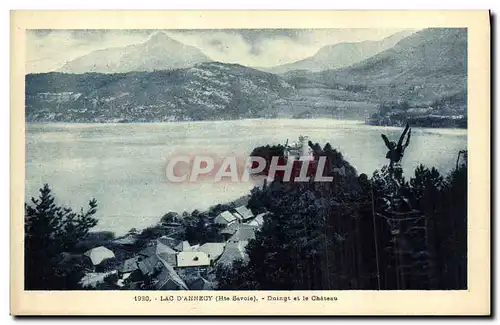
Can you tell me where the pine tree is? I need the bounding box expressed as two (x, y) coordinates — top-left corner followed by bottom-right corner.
(25, 184), (98, 290)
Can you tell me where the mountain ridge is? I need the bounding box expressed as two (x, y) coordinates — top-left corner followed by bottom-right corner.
(286, 28), (467, 105)
(277, 28), (467, 124)
(27, 62), (295, 123)
(27, 28), (467, 127)
(256, 30), (417, 74)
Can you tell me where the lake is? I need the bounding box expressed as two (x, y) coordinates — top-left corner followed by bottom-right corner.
(25, 119), (467, 235)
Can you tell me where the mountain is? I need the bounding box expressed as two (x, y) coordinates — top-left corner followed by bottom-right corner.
(58, 32), (212, 74)
(26, 62), (295, 122)
(312, 28), (467, 103)
(259, 30), (416, 74)
(27, 29), (467, 126)
(282, 28), (467, 123)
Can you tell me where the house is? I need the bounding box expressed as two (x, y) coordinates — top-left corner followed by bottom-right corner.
(174, 240), (191, 252)
(220, 222), (239, 240)
(153, 256), (188, 290)
(233, 206), (254, 221)
(84, 246), (115, 266)
(157, 235), (181, 249)
(156, 238), (177, 255)
(228, 224), (258, 243)
(214, 211), (237, 226)
(129, 252), (189, 290)
(176, 251), (211, 268)
(188, 277), (215, 290)
(157, 251), (177, 267)
(154, 267), (188, 290)
(197, 243), (226, 262)
(138, 245), (157, 259)
(231, 212), (243, 223)
(246, 213), (266, 227)
(216, 241), (249, 267)
(138, 255), (163, 277)
(118, 256), (140, 274)
(117, 257), (142, 285)
(152, 238), (178, 269)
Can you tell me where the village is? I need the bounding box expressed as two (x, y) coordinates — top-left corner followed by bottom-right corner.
(78, 135), (318, 290)
(79, 201), (267, 290)
(78, 135), (339, 290)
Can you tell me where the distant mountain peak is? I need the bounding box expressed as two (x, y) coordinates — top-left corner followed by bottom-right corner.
(58, 32), (211, 74)
(145, 32), (179, 45)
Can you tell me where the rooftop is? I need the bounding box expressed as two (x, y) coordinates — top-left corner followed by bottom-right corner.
(228, 224), (258, 242)
(176, 251), (211, 268)
(215, 211), (238, 224)
(217, 241), (249, 267)
(84, 246), (115, 266)
(234, 206), (254, 220)
(197, 242), (226, 261)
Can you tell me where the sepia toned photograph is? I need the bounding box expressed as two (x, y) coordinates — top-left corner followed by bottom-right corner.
(11, 10), (490, 316)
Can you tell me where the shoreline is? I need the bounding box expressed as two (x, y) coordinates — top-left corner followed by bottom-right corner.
(25, 118), (468, 131)
(24, 117), (365, 125)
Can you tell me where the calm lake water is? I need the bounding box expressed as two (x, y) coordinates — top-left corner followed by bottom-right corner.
(26, 119), (467, 235)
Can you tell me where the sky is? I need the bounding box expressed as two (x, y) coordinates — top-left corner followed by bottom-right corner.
(26, 28), (416, 73)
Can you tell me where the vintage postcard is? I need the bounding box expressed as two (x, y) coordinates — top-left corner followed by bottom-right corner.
(11, 10), (490, 315)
